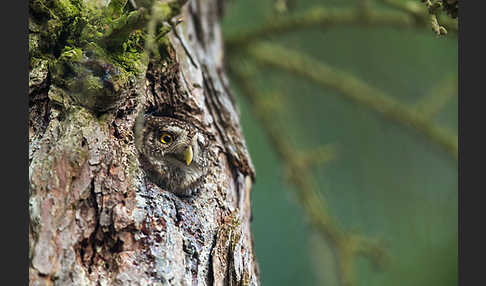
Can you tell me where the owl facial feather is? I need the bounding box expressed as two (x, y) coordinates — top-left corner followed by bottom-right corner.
(136, 115), (210, 196)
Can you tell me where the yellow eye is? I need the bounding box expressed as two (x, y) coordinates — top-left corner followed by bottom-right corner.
(160, 133), (173, 144)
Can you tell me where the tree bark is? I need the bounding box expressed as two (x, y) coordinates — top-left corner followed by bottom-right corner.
(29, 0), (259, 285)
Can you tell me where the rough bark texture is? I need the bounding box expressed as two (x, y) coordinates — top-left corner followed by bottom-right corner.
(29, 0), (259, 285)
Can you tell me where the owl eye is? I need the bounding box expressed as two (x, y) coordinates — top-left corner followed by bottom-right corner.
(160, 133), (173, 144)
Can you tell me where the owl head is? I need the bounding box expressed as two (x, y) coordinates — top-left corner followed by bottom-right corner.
(135, 115), (210, 196)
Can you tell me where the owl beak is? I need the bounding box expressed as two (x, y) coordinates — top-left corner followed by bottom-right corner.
(184, 145), (193, 166)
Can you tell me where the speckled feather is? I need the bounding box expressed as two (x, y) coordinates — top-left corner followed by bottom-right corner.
(135, 115), (210, 196)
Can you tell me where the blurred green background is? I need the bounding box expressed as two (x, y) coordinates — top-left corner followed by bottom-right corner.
(222, 0), (457, 285)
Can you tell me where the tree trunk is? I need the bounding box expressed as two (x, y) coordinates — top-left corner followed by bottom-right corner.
(29, 0), (259, 285)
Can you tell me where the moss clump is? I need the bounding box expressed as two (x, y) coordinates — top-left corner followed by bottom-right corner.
(109, 30), (149, 74)
(101, 8), (149, 50)
(29, 33), (42, 60)
(30, 58), (50, 92)
(29, 0), (184, 114)
(50, 44), (133, 112)
(29, 0), (85, 55)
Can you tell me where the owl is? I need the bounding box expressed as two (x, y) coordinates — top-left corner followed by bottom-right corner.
(135, 115), (210, 196)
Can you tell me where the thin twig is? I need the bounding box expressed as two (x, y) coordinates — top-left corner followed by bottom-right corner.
(413, 75), (457, 119)
(229, 61), (390, 286)
(243, 42), (458, 161)
(378, 0), (456, 35)
(225, 5), (457, 48)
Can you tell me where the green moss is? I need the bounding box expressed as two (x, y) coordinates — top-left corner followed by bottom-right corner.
(49, 46), (83, 87)
(48, 85), (71, 108)
(29, 0), (184, 114)
(60, 45), (134, 112)
(52, 0), (81, 19)
(29, 58), (49, 88)
(108, 30), (148, 74)
(59, 46), (83, 62)
(110, 51), (147, 75)
(157, 3), (173, 19)
(45, 18), (63, 42)
(30, 57), (49, 74)
(29, 33), (42, 59)
(105, 0), (128, 20)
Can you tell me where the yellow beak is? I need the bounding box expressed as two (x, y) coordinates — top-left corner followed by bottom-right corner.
(184, 146), (193, 166)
